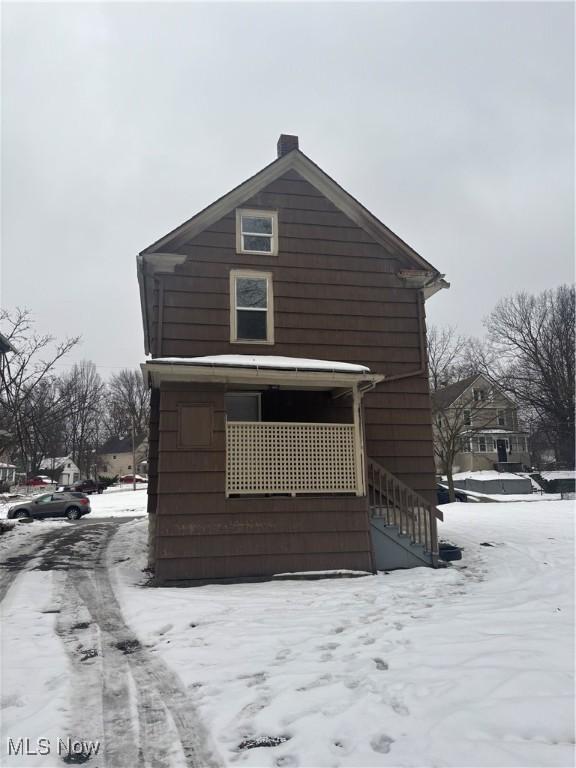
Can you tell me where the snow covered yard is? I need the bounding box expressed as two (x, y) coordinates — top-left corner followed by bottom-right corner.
(112, 500), (575, 768)
(88, 486), (148, 518)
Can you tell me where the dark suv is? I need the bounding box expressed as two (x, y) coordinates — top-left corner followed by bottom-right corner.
(7, 492), (91, 521)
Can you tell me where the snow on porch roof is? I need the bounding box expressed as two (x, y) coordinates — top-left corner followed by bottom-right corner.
(151, 355), (370, 374)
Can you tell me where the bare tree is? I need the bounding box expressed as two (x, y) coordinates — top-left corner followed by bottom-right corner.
(0, 308), (80, 474)
(104, 369), (150, 440)
(59, 361), (106, 477)
(483, 286), (575, 467)
(426, 325), (486, 391)
(427, 326), (467, 390)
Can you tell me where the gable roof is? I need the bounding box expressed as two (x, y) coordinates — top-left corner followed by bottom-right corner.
(39, 455), (77, 470)
(137, 136), (449, 354)
(431, 373), (518, 410)
(141, 147), (440, 273)
(99, 434), (147, 455)
(431, 375), (482, 410)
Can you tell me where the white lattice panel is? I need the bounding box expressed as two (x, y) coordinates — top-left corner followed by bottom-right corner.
(226, 421), (358, 495)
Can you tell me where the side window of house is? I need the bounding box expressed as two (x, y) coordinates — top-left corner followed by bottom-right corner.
(230, 271), (274, 343)
(463, 409), (471, 426)
(236, 210), (278, 255)
(497, 409), (506, 426)
(478, 436), (487, 452)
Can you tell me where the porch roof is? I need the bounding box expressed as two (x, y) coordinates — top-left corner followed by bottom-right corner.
(142, 355), (384, 390)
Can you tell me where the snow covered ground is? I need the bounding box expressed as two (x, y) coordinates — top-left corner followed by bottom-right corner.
(111, 499), (575, 768)
(88, 487), (148, 518)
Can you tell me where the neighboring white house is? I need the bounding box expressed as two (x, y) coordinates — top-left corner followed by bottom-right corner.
(39, 456), (81, 485)
(97, 434), (148, 478)
(0, 462), (16, 486)
(431, 373), (531, 473)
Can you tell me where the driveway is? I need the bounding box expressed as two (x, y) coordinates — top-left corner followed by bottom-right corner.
(0, 520), (219, 768)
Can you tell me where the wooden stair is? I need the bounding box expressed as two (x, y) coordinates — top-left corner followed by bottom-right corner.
(367, 458), (444, 568)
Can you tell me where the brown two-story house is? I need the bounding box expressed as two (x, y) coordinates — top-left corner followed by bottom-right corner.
(138, 135), (448, 583)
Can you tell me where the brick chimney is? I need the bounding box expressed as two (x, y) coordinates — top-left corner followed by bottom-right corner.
(277, 134), (299, 157)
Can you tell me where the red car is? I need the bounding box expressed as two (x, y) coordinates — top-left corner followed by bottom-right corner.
(119, 474), (147, 484)
(24, 476), (52, 487)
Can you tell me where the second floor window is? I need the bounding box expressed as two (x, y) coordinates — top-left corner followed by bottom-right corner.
(463, 409), (471, 426)
(497, 409), (506, 426)
(473, 388), (486, 402)
(236, 210), (278, 255)
(230, 271), (274, 343)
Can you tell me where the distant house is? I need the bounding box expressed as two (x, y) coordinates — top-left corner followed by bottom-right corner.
(39, 456), (81, 485)
(431, 373), (530, 473)
(98, 435), (148, 478)
(0, 462), (16, 486)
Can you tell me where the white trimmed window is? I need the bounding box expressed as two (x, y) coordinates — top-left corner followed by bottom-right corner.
(230, 270), (274, 343)
(473, 388), (486, 403)
(478, 435), (487, 452)
(236, 209), (278, 255)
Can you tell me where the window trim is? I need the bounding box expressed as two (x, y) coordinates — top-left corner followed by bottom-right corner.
(230, 270), (274, 344)
(236, 209), (278, 256)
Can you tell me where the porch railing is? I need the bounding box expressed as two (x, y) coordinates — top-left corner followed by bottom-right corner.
(226, 421), (359, 496)
(367, 458), (443, 565)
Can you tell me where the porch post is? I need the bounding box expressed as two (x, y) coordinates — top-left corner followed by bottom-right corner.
(352, 383), (366, 496)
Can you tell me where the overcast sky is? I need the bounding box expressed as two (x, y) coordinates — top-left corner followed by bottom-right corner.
(2, 2), (574, 376)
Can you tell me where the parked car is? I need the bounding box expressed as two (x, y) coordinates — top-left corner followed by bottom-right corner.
(436, 484), (468, 504)
(57, 479), (105, 495)
(24, 476), (52, 487)
(119, 474), (148, 484)
(7, 492), (91, 521)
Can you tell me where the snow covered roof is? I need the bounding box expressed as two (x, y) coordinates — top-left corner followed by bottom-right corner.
(152, 355), (370, 374)
(540, 471), (575, 481)
(0, 462), (16, 468)
(448, 470), (527, 482)
(39, 456), (74, 469)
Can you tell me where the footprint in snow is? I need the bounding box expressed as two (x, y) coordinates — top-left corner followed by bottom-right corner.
(275, 756), (298, 767)
(373, 658), (389, 671)
(238, 695), (271, 718)
(391, 699), (410, 716)
(370, 734), (394, 754)
(317, 642), (339, 651)
(297, 674), (333, 691)
(238, 672), (267, 687)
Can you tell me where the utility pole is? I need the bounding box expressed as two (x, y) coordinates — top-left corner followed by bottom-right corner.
(131, 416), (136, 492)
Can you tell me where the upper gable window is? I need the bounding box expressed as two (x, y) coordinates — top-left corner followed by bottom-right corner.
(236, 210), (278, 255)
(473, 388), (486, 403)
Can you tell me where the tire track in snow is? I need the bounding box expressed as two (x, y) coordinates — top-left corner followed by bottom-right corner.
(15, 520), (219, 768)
